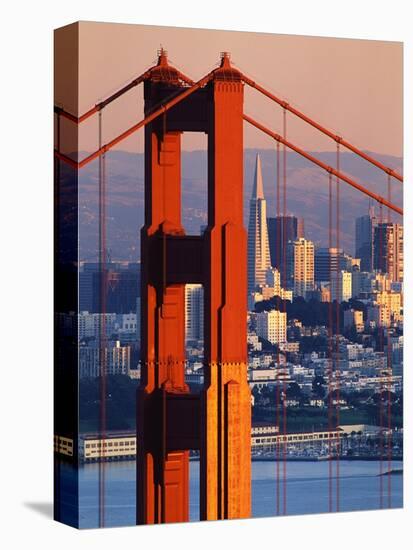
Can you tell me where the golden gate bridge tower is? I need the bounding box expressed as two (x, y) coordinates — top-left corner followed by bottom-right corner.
(137, 50), (251, 523)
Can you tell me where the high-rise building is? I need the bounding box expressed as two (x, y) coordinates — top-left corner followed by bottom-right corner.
(265, 267), (281, 295)
(314, 247), (348, 283)
(367, 305), (391, 328)
(331, 271), (352, 302)
(256, 309), (287, 344)
(261, 267), (293, 301)
(78, 312), (117, 340)
(80, 262), (140, 314)
(343, 309), (364, 332)
(267, 215), (299, 274)
(376, 291), (402, 322)
(290, 238), (314, 298)
(90, 262), (140, 314)
(79, 340), (130, 378)
(248, 154), (271, 293)
(185, 284), (204, 342)
(355, 206), (377, 272)
(374, 223), (403, 282)
(79, 268), (94, 312)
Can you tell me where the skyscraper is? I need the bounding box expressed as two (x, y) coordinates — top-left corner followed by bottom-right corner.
(374, 222), (403, 282)
(315, 247), (347, 283)
(355, 206), (376, 272)
(248, 154), (271, 293)
(82, 262), (141, 314)
(185, 284), (204, 342)
(291, 238), (315, 298)
(267, 215), (299, 274)
(331, 271), (352, 302)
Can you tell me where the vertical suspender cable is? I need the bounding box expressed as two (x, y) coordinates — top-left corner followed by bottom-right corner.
(335, 143), (340, 512)
(98, 109), (107, 528)
(378, 202), (384, 508)
(328, 171), (333, 513)
(282, 107), (287, 516)
(387, 172), (392, 508)
(276, 141), (281, 516)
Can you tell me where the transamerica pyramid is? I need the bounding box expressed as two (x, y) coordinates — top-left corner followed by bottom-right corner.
(247, 154), (271, 294)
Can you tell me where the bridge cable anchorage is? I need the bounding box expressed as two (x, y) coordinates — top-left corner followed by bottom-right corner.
(239, 73), (403, 183)
(242, 114), (402, 217)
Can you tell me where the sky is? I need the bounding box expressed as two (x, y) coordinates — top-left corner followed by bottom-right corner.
(55, 21), (402, 159)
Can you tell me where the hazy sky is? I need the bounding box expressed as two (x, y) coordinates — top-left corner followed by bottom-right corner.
(55, 21), (402, 158)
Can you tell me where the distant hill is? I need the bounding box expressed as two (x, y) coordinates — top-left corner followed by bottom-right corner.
(70, 149), (402, 262)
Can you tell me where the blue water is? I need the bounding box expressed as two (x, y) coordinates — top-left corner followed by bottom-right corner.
(69, 460), (403, 528)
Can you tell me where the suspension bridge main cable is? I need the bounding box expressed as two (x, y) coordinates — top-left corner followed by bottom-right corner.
(54, 71), (215, 169)
(240, 73), (403, 183)
(243, 115), (403, 217)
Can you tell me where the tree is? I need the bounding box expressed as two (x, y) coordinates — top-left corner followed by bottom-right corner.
(286, 382), (302, 399)
(312, 375), (326, 398)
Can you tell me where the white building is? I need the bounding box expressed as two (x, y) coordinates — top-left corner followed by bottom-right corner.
(78, 312), (117, 340)
(256, 309), (287, 344)
(79, 340), (130, 378)
(116, 313), (138, 342)
(331, 271), (352, 302)
(248, 333), (262, 351)
(247, 154), (271, 293)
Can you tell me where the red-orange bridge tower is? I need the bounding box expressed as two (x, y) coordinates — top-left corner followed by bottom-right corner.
(137, 50), (251, 523)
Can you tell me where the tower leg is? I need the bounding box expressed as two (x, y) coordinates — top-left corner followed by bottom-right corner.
(138, 129), (190, 524)
(201, 78), (251, 520)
